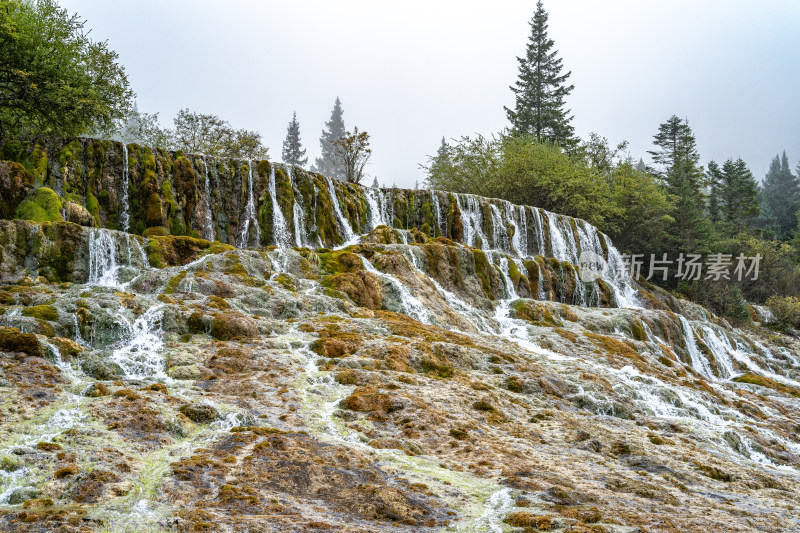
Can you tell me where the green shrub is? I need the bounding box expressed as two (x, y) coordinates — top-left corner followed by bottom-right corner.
(766, 295), (800, 331)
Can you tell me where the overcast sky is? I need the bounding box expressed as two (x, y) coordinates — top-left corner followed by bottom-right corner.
(60, 0), (800, 188)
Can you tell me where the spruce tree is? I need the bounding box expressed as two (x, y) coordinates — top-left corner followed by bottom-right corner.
(761, 152), (800, 240)
(707, 158), (759, 233)
(281, 112), (308, 167)
(505, 1), (575, 147)
(313, 97), (346, 180)
(648, 115), (710, 251)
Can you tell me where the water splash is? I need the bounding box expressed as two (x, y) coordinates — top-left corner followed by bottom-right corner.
(110, 305), (167, 381)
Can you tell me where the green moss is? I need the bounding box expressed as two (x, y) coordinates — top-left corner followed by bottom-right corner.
(15, 188), (63, 223)
(21, 304), (58, 321)
(164, 271), (187, 294)
(274, 273), (296, 292)
(732, 373), (800, 398)
(0, 327), (43, 357)
(471, 249), (495, 300)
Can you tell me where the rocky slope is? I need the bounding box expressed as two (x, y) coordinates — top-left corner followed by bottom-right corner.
(0, 140), (798, 532)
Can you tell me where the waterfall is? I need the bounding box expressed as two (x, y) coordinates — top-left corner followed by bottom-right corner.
(202, 156), (214, 241)
(432, 192), (445, 237)
(110, 305), (167, 380)
(489, 204), (507, 251)
(546, 212), (570, 262)
(360, 256), (431, 323)
(88, 229), (119, 287)
(495, 254), (518, 300)
(120, 144), (130, 233)
(237, 161), (261, 248)
(268, 165), (291, 247)
(530, 207), (546, 256)
(680, 317), (714, 378)
(458, 195), (487, 250)
(325, 176), (355, 245)
(365, 188), (386, 230)
(287, 166), (307, 247)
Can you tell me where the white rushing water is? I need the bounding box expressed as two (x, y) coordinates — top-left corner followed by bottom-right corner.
(202, 155), (215, 241)
(88, 229), (120, 287)
(326, 176), (356, 246)
(110, 305), (167, 381)
(286, 165), (307, 247)
(120, 144), (130, 233)
(238, 161), (261, 248)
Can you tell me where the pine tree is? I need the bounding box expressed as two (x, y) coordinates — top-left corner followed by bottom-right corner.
(707, 158), (759, 233)
(371, 177), (379, 188)
(313, 97), (346, 180)
(761, 152), (800, 240)
(505, 1), (575, 147)
(281, 112), (308, 167)
(648, 115), (710, 251)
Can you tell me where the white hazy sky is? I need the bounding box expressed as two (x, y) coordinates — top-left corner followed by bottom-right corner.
(60, 0), (800, 188)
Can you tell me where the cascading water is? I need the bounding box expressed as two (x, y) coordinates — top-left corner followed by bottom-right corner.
(88, 229), (120, 287)
(286, 166), (307, 247)
(325, 176), (356, 245)
(110, 305), (167, 381)
(237, 161), (261, 248)
(202, 155), (215, 241)
(120, 144), (130, 233)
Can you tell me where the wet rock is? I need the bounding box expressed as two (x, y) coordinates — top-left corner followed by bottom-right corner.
(63, 201), (95, 227)
(169, 364), (201, 380)
(541, 486), (577, 505)
(81, 356), (123, 380)
(179, 403), (220, 424)
(7, 487), (38, 505)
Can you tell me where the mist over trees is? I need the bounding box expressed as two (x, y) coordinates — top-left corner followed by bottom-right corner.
(313, 97), (347, 180)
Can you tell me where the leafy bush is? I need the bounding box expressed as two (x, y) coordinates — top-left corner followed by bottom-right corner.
(766, 296), (800, 331)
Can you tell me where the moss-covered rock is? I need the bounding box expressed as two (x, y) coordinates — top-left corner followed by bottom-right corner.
(63, 201), (95, 227)
(210, 314), (259, 340)
(0, 326), (43, 357)
(0, 161), (35, 219)
(15, 187), (63, 223)
(21, 304), (58, 321)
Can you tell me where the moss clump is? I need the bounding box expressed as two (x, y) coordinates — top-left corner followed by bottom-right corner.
(504, 511), (534, 528)
(0, 327), (43, 357)
(36, 442), (61, 452)
(472, 399), (495, 412)
(164, 271), (187, 294)
(54, 465), (79, 479)
(322, 271), (383, 309)
(506, 376), (525, 393)
(210, 314), (258, 340)
(732, 373), (800, 398)
(21, 304), (58, 321)
(15, 187), (63, 223)
(449, 428), (468, 440)
(342, 386), (403, 413)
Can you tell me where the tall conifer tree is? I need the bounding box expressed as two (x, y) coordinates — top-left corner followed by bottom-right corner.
(281, 112), (308, 167)
(505, 1), (575, 147)
(707, 158), (759, 233)
(648, 115), (710, 251)
(313, 97), (346, 180)
(761, 152), (800, 240)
